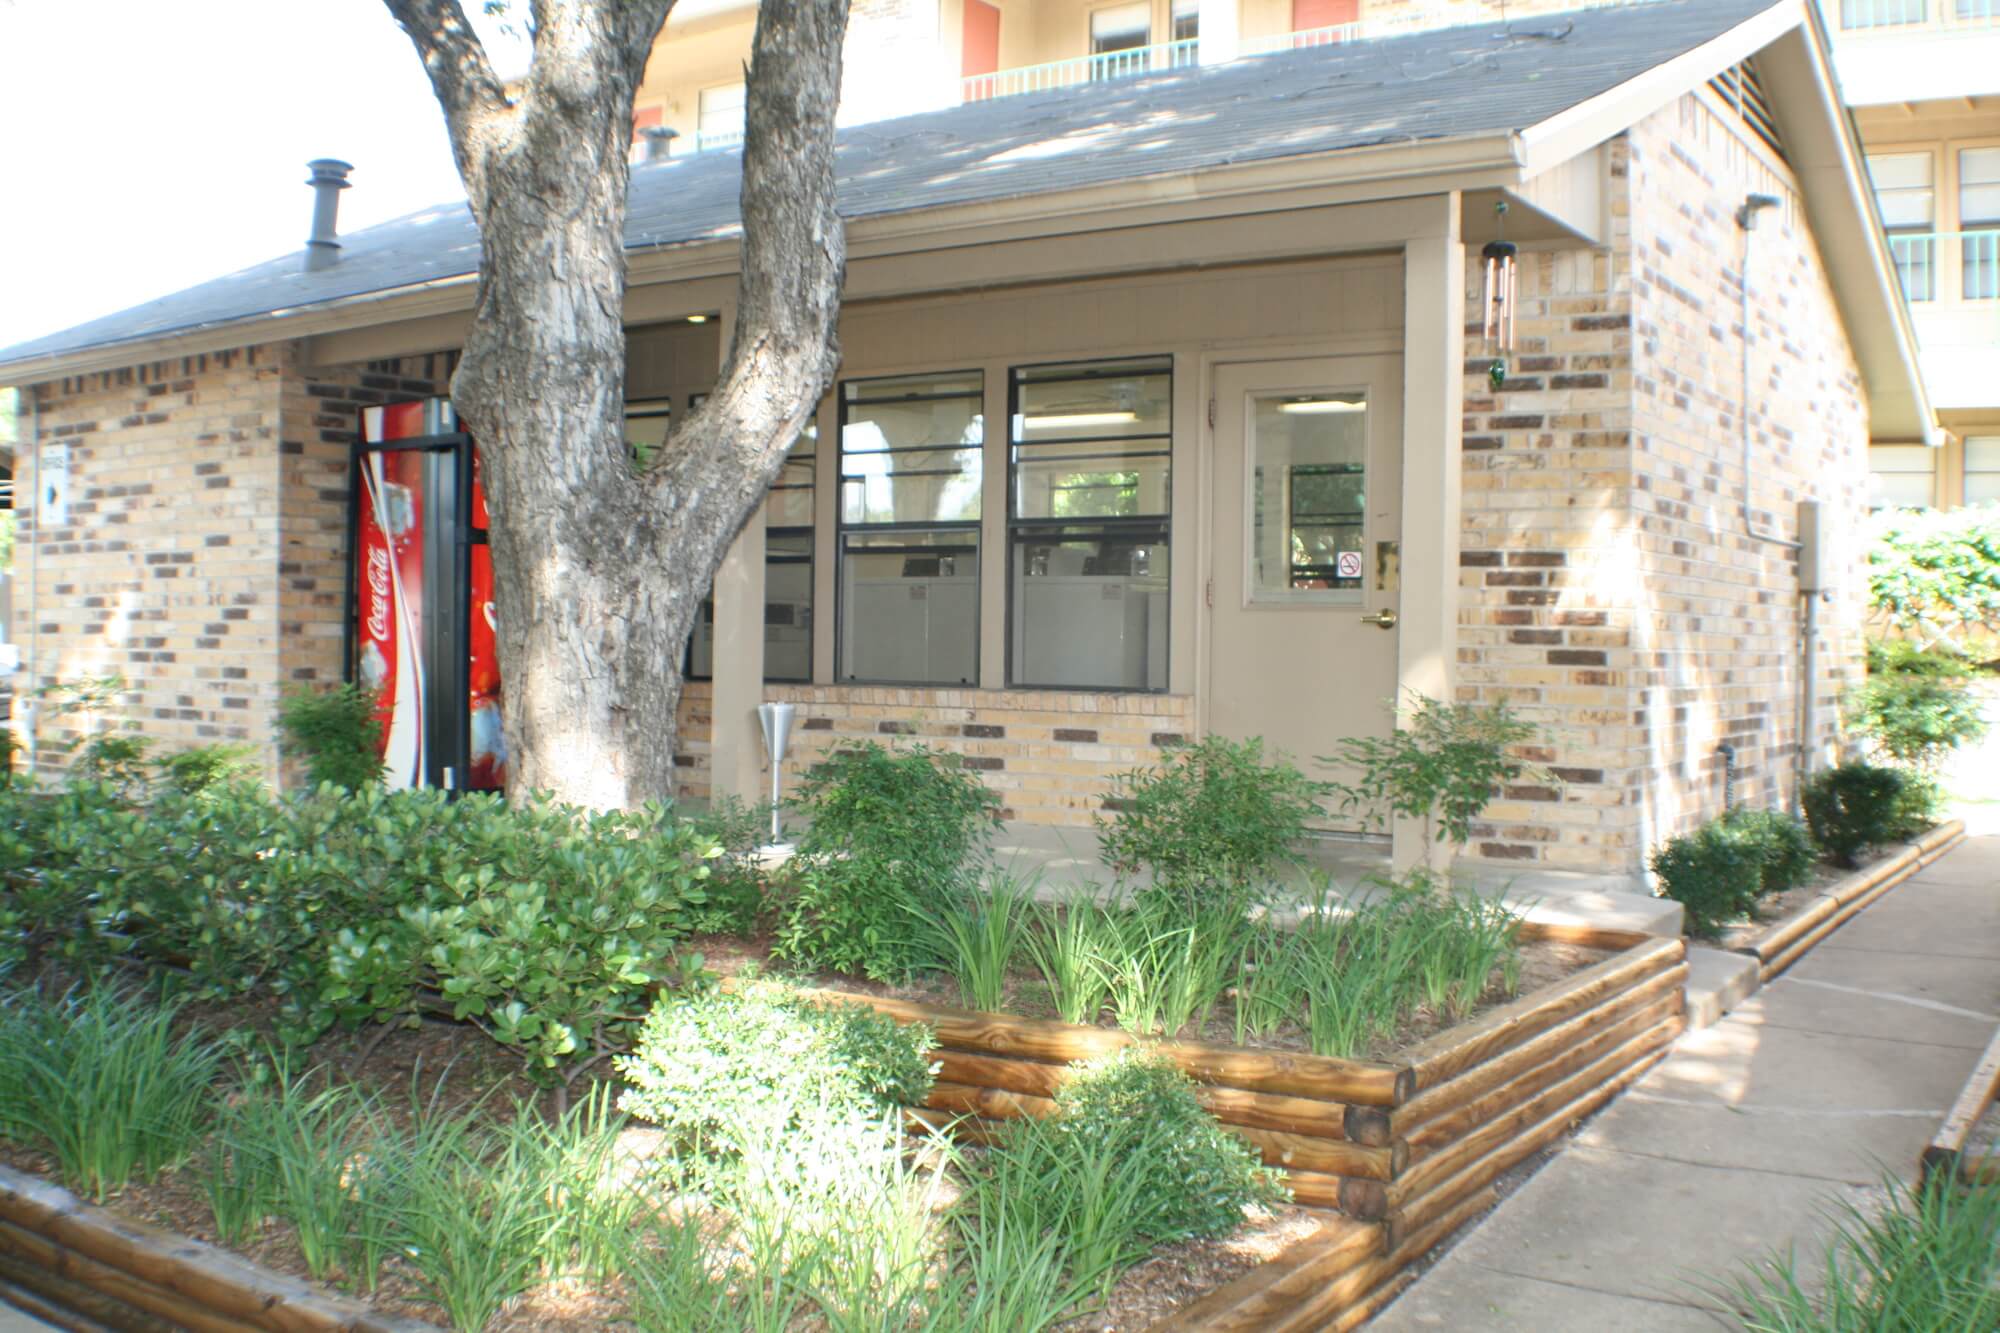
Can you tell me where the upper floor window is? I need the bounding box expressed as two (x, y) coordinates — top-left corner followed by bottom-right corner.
(698, 82), (746, 151)
(1869, 151), (1937, 302)
(1172, 0), (1199, 41)
(1967, 437), (2000, 506)
(1091, 3), (1151, 56)
(1959, 148), (2000, 300)
(1868, 444), (1937, 509)
(1840, 0), (1927, 28)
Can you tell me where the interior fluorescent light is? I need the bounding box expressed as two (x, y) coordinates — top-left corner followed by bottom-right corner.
(1278, 398), (1365, 414)
(686, 314), (709, 324)
(1024, 411), (1138, 429)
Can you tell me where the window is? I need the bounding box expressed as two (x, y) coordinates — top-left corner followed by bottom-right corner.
(697, 83), (746, 151)
(1091, 3), (1151, 60)
(1868, 444), (1937, 509)
(1249, 390), (1368, 602)
(1840, 0), (1926, 27)
(1868, 152), (1937, 302)
(625, 399), (672, 467)
(837, 372), (983, 684)
(1966, 438), (2000, 506)
(1959, 148), (2000, 300)
(1172, 0), (1199, 42)
(1009, 358), (1170, 691)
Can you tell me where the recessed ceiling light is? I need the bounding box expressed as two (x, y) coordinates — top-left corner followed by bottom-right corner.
(687, 314), (709, 324)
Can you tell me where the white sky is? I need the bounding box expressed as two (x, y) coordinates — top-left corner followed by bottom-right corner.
(0, 1), (533, 350)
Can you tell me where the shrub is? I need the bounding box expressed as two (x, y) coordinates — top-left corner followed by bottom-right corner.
(1097, 735), (1329, 911)
(1723, 807), (1816, 898)
(1650, 821), (1765, 938)
(278, 684), (385, 790)
(1326, 695), (1541, 867)
(155, 742), (259, 797)
(1866, 505), (2000, 656)
(1803, 762), (1932, 868)
(614, 981), (935, 1171)
(684, 796), (771, 934)
(975, 1049), (1284, 1255)
(1848, 672), (1988, 770)
(774, 743), (999, 981)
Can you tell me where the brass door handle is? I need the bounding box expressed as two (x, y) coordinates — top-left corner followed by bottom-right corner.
(1360, 610), (1398, 630)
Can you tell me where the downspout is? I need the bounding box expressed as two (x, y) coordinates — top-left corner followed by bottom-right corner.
(1736, 193), (1813, 814)
(20, 389), (39, 777)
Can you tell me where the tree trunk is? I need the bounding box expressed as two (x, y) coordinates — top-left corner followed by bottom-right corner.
(386, 0), (848, 809)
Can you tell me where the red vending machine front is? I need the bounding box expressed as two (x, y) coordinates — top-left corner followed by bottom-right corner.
(350, 399), (506, 792)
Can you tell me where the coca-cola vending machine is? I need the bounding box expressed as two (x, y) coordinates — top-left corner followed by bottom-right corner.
(348, 398), (506, 792)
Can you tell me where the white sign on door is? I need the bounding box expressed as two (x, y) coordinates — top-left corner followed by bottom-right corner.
(38, 443), (70, 527)
(1336, 550), (1363, 581)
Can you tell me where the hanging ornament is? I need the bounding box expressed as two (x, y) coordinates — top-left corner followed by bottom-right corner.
(1482, 200), (1518, 392)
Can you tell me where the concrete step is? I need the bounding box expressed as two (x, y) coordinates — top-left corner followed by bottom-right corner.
(1683, 946), (1760, 1030)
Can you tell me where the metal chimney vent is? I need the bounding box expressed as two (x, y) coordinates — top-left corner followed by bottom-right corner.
(304, 159), (353, 273)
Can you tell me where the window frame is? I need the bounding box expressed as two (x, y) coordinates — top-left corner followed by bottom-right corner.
(833, 369), (987, 686)
(1004, 355), (1173, 693)
(1868, 147), (1940, 303)
(1957, 143), (2000, 300)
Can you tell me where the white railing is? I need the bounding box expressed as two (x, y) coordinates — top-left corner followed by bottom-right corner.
(1838, 0), (2000, 30)
(960, 37), (1200, 101)
(1239, 22), (1362, 54)
(1886, 231), (2000, 303)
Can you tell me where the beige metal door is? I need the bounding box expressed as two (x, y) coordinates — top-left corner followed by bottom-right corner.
(1206, 356), (1403, 816)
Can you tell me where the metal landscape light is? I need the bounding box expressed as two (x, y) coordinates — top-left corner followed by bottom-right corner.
(756, 701), (796, 845)
(1482, 200), (1519, 392)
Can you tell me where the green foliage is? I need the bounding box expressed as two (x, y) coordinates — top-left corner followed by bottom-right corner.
(1325, 695), (1542, 863)
(916, 873), (1038, 1012)
(974, 1049), (1285, 1260)
(1867, 638), (1976, 679)
(1649, 820), (1767, 938)
(0, 983), (220, 1202)
(277, 684), (385, 791)
(1731, 1175), (2000, 1331)
(1803, 762), (1935, 869)
(1849, 671), (1988, 771)
(1024, 896), (1117, 1026)
(615, 981), (936, 1172)
(155, 743), (259, 797)
(1096, 735), (1328, 910)
(775, 743), (999, 981)
(0, 781), (716, 1079)
(1723, 807), (1817, 898)
(684, 796), (772, 933)
(1867, 505), (2000, 654)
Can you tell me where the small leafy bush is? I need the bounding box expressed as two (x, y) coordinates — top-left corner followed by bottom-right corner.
(155, 742), (259, 797)
(1723, 807), (1816, 898)
(278, 683), (385, 790)
(615, 980), (935, 1169)
(1803, 762), (1933, 868)
(1650, 821), (1766, 938)
(1867, 505), (2000, 656)
(775, 743), (999, 981)
(1848, 672), (1988, 771)
(1326, 695), (1541, 866)
(976, 1049), (1284, 1255)
(684, 796), (772, 933)
(0, 983), (220, 1202)
(1097, 735), (1329, 911)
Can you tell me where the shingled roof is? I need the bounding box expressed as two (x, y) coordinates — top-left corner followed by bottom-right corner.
(0, 0), (1786, 371)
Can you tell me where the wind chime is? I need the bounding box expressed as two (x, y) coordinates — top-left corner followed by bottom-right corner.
(1481, 200), (1518, 391)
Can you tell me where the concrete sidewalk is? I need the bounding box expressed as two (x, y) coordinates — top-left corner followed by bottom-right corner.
(1374, 833), (2000, 1330)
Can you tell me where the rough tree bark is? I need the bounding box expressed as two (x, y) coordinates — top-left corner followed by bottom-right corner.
(383, 0), (848, 808)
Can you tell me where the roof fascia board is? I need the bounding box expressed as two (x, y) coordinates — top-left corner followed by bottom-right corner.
(0, 132), (1525, 386)
(1757, 15), (1937, 443)
(1516, 0), (1805, 178)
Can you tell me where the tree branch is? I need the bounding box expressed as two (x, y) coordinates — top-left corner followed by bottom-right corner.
(382, 0), (516, 202)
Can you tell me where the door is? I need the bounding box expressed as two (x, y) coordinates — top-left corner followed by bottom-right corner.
(1206, 357), (1401, 824)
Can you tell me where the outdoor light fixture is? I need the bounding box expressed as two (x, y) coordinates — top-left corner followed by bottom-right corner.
(1481, 200), (1519, 392)
(1023, 410), (1138, 430)
(1277, 397), (1365, 414)
(686, 314), (709, 324)
(756, 701), (796, 845)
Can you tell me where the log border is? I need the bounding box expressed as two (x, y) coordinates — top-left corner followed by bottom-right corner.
(1732, 820), (1965, 983)
(0, 1165), (440, 1332)
(1921, 1020), (2000, 1187)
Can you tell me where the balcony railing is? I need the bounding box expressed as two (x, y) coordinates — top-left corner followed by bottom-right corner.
(960, 37), (1200, 101)
(1887, 230), (2000, 303)
(1239, 22), (1363, 53)
(1838, 0), (2000, 30)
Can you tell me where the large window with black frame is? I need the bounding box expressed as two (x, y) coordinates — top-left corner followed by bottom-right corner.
(836, 371), (984, 685)
(1008, 357), (1170, 691)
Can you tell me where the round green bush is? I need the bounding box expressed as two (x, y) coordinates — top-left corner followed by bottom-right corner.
(1722, 808), (1816, 898)
(1649, 822), (1764, 938)
(1803, 763), (1932, 868)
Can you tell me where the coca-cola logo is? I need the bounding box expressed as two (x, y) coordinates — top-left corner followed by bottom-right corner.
(365, 545), (392, 643)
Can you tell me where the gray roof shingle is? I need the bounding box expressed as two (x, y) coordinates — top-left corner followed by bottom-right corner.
(0, 0), (1781, 369)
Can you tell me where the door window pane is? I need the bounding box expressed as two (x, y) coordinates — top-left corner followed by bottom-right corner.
(838, 530), (979, 684)
(1249, 391), (1367, 603)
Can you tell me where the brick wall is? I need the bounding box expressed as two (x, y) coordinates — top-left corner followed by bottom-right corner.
(672, 681), (1195, 826)
(13, 344), (448, 781)
(1454, 96), (1870, 880)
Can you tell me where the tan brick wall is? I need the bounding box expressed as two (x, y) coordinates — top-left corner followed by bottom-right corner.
(1454, 97), (1870, 880)
(13, 344), (448, 781)
(672, 680), (1194, 826)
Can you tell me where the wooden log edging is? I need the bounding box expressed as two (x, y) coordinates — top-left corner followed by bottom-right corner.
(0, 1165), (441, 1333)
(1921, 1021), (2000, 1186)
(1735, 820), (1966, 983)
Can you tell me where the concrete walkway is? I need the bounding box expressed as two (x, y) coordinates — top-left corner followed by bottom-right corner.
(1375, 833), (2000, 1330)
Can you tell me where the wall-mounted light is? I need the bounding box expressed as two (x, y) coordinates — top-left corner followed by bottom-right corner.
(1278, 397), (1365, 415)
(686, 314), (709, 324)
(1481, 199), (1518, 392)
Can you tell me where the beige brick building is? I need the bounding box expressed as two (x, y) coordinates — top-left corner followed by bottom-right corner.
(0, 0), (1935, 891)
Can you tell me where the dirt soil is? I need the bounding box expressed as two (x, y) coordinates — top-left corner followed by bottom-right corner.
(1715, 842), (1900, 951)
